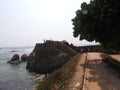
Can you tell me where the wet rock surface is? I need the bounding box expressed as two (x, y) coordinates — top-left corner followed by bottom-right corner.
(7, 54), (21, 64)
(11, 54), (20, 61)
(21, 54), (29, 61)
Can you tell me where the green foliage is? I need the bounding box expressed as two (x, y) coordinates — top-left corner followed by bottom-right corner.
(72, 0), (120, 51)
(36, 54), (81, 90)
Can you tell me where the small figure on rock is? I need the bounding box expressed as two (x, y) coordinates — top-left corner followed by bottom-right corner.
(21, 54), (29, 61)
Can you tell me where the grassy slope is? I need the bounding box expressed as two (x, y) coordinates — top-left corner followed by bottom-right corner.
(35, 54), (81, 90)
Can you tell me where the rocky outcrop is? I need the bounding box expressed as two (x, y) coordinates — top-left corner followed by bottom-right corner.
(7, 60), (21, 64)
(26, 41), (77, 74)
(11, 54), (20, 61)
(7, 54), (21, 64)
(21, 54), (29, 61)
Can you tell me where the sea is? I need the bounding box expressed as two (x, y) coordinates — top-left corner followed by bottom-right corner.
(0, 47), (44, 90)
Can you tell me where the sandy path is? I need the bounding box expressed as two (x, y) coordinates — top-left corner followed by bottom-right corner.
(84, 52), (120, 90)
(65, 53), (86, 90)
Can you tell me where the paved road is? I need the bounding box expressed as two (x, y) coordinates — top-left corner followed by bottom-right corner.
(84, 53), (120, 90)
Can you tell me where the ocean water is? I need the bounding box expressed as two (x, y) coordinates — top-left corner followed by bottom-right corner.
(0, 47), (43, 90)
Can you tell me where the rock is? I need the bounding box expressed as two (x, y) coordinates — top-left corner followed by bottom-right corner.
(11, 54), (20, 61)
(26, 40), (77, 74)
(7, 54), (21, 64)
(21, 54), (29, 61)
(11, 50), (16, 52)
(7, 60), (21, 65)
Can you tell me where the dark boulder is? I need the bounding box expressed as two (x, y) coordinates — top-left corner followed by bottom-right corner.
(21, 54), (29, 61)
(7, 54), (21, 64)
(11, 54), (20, 61)
(26, 40), (77, 74)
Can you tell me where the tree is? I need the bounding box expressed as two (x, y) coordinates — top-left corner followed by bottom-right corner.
(72, 0), (120, 51)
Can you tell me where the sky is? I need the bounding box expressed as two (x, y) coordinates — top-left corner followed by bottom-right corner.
(0, 0), (98, 47)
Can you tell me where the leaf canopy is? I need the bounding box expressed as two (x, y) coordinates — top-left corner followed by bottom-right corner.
(72, 0), (120, 51)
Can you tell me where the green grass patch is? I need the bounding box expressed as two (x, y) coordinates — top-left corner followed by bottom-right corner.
(36, 54), (81, 90)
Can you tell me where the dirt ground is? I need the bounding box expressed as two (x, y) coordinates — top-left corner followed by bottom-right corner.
(66, 52), (120, 90)
(110, 54), (120, 61)
(65, 53), (86, 90)
(84, 53), (120, 90)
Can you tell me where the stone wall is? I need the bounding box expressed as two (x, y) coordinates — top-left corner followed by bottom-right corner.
(76, 45), (104, 52)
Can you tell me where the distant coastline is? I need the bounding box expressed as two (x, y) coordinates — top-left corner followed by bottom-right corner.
(0, 46), (34, 48)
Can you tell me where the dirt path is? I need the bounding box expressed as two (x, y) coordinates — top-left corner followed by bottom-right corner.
(65, 52), (120, 90)
(84, 52), (120, 90)
(65, 53), (86, 90)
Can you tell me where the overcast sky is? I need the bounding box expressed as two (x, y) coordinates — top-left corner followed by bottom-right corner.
(0, 0), (98, 47)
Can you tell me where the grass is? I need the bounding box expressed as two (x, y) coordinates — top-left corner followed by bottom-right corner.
(35, 54), (81, 90)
